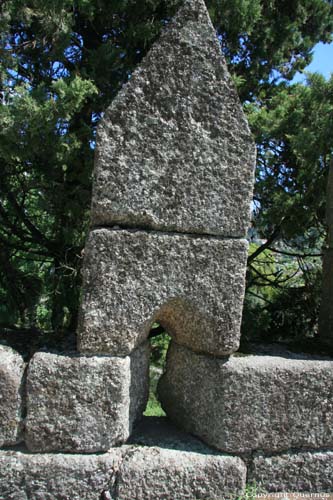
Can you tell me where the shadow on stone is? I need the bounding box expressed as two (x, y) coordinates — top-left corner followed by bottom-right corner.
(128, 416), (223, 455)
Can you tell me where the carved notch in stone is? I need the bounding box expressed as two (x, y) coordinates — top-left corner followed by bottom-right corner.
(91, 0), (256, 238)
(78, 229), (248, 356)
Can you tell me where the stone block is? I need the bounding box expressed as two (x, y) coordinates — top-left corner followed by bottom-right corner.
(118, 446), (246, 500)
(0, 450), (121, 500)
(0, 345), (25, 446)
(158, 342), (333, 454)
(91, 0), (255, 237)
(122, 416), (247, 500)
(25, 343), (149, 452)
(249, 451), (333, 492)
(78, 228), (248, 356)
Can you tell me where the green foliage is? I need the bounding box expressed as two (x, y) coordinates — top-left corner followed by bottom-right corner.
(248, 74), (333, 244)
(243, 247), (323, 343)
(144, 365), (166, 417)
(150, 326), (170, 368)
(0, 74), (97, 330)
(242, 73), (333, 344)
(144, 327), (170, 417)
(237, 482), (263, 500)
(207, 0), (333, 100)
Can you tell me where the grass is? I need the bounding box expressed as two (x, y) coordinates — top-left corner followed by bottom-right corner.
(144, 364), (166, 416)
(144, 326), (170, 416)
(237, 483), (262, 500)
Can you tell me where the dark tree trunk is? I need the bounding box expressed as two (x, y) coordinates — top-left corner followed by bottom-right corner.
(319, 157), (333, 347)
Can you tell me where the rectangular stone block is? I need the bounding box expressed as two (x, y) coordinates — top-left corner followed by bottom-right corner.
(25, 343), (149, 452)
(158, 343), (333, 454)
(122, 416), (247, 500)
(118, 446), (246, 500)
(0, 450), (121, 500)
(249, 451), (333, 492)
(0, 345), (25, 447)
(78, 228), (248, 357)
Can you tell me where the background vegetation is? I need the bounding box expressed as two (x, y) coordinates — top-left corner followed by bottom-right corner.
(0, 0), (333, 354)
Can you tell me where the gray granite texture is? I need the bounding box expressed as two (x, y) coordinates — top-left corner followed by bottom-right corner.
(0, 450), (121, 500)
(117, 446), (246, 500)
(91, 0), (255, 237)
(249, 451), (333, 492)
(25, 343), (149, 452)
(78, 228), (248, 356)
(158, 342), (333, 454)
(123, 416), (246, 500)
(0, 345), (25, 446)
(0, 429), (246, 500)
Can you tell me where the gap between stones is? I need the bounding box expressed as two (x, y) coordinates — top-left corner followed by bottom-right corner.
(92, 223), (245, 241)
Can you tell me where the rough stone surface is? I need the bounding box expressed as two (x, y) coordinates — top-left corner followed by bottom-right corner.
(158, 342), (333, 454)
(91, 0), (255, 237)
(129, 415), (225, 453)
(25, 343), (149, 452)
(118, 446), (246, 500)
(0, 450), (121, 500)
(0, 428), (246, 500)
(249, 451), (333, 492)
(0, 345), (25, 446)
(78, 228), (248, 356)
(124, 416), (246, 499)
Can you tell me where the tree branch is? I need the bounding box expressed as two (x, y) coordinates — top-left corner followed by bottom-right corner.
(247, 226), (281, 264)
(267, 247), (323, 258)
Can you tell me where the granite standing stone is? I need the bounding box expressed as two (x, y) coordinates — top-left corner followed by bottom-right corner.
(0, 450), (121, 500)
(25, 343), (149, 453)
(91, 0), (255, 237)
(249, 451), (333, 492)
(158, 342), (333, 454)
(78, 229), (248, 356)
(0, 345), (25, 447)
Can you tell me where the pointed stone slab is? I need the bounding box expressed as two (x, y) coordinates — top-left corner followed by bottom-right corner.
(91, 0), (255, 237)
(78, 228), (248, 356)
(25, 343), (149, 452)
(158, 343), (333, 454)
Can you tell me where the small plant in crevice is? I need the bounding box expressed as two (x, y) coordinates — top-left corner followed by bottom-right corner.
(237, 482), (264, 500)
(143, 323), (171, 417)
